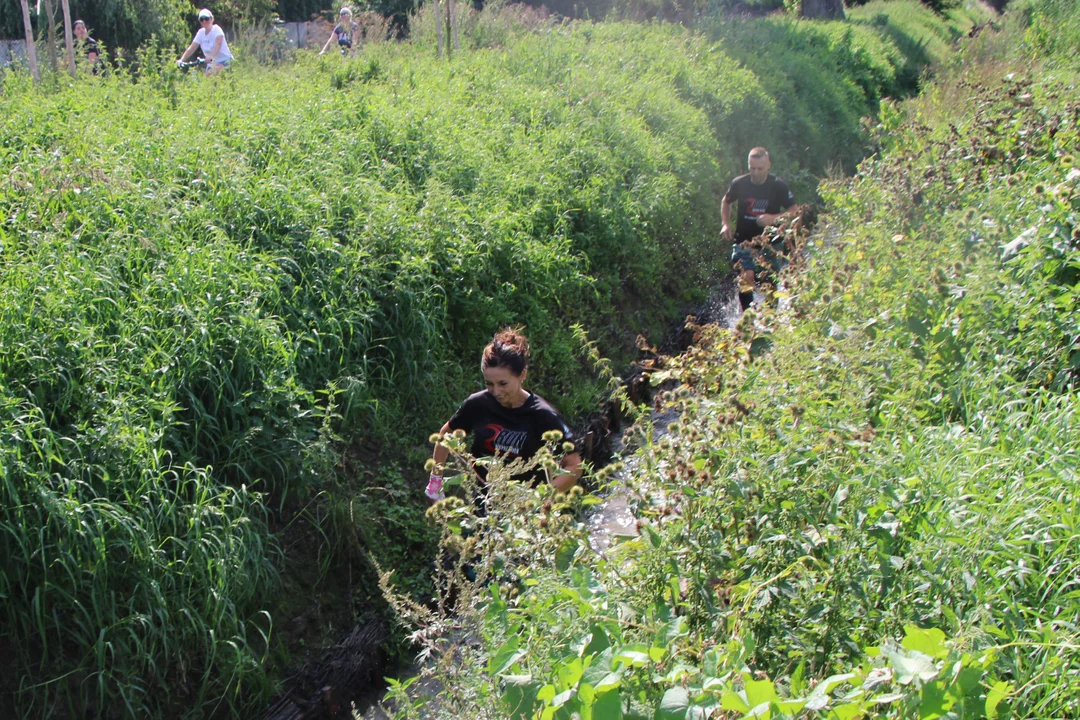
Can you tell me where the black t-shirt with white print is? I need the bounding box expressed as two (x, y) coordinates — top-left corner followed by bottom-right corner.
(448, 390), (573, 483)
(724, 173), (795, 243)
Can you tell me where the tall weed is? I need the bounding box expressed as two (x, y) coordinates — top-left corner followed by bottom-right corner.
(384, 3), (1080, 718)
(0, 1), (983, 714)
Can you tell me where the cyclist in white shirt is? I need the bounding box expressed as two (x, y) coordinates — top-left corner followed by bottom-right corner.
(177, 8), (234, 76)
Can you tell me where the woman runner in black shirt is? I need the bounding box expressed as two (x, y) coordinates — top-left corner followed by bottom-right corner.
(426, 329), (582, 501)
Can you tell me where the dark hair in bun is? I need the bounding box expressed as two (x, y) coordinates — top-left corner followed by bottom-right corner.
(481, 327), (529, 376)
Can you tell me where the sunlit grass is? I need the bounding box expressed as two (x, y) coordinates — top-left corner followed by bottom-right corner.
(0, 4), (969, 715)
(384, 3), (1080, 718)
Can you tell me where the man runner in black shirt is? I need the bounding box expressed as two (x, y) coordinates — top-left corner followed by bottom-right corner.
(721, 147), (795, 310)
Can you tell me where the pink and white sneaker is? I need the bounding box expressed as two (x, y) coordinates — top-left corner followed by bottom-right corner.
(425, 474), (445, 501)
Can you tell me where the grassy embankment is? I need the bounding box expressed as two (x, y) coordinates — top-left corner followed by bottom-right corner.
(0, 2), (986, 716)
(401, 1), (1080, 718)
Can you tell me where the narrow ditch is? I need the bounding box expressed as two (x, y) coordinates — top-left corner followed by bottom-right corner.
(264, 212), (816, 719)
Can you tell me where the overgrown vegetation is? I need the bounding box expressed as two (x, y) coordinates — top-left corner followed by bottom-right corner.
(0, 1), (993, 716)
(0, 0), (191, 52)
(384, 1), (1080, 718)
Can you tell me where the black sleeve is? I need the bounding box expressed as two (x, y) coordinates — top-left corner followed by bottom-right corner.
(537, 408), (575, 447)
(723, 177), (740, 203)
(447, 397), (475, 432)
(776, 178), (795, 210)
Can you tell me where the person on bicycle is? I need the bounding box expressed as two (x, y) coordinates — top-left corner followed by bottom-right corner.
(721, 147), (795, 310)
(320, 7), (361, 55)
(177, 8), (234, 76)
(426, 328), (582, 501)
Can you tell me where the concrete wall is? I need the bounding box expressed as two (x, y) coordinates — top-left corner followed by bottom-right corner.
(281, 22), (313, 49)
(0, 39), (29, 69)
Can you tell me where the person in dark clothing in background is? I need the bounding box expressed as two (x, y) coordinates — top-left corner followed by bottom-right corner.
(721, 147), (795, 310)
(73, 20), (102, 73)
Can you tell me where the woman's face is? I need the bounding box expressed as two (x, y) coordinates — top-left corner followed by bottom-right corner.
(483, 365), (526, 408)
(74, 23), (87, 40)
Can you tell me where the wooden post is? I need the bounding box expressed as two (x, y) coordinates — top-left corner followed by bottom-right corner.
(19, 0), (40, 82)
(42, 0), (59, 73)
(433, 0), (444, 57)
(61, 0), (75, 78)
(448, 0), (459, 52)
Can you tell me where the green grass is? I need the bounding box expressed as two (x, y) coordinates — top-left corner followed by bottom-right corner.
(0, 2), (975, 715)
(391, 3), (1080, 718)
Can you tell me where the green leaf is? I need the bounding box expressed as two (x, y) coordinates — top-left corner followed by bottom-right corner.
(886, 646), (939, 686)
(790, 661), (807, 695)
(827, 702), (863, 720)
(489, 636), (526, 676)
(502, 674), (540, 720)
(721, 691), (750, 713)
(955, 666), (984, 696)
(641, 524), (663, 548)
(656, 687), (690, 720)
(902, 625), (948, 660)
(596, 671), (623, 692)
(538, 684), (557, 703)
(702, 647), (723, 678)
(777, 699), (807, 714)
(985, 681), (1011, 720)
(592, 688), (623, 720)
(613, 645), (653, 668)
(918, 679), (951, 718)
(657, 616), (688, 647)
(556, 657), (584, 691)
(556, 538), (580, 572)
(870, 692), (906, 707)
(745, 679), (780, 707)
(584, 627), (612, 657)
(805, 673), (856, 710)
(552, 688), (574, 708)
(582, 649), (613, 688)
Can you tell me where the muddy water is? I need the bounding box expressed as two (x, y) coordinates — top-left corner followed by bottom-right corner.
(585, 277), (747, 553)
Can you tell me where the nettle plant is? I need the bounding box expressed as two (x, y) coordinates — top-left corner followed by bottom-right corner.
(376, 337), (1010, 719)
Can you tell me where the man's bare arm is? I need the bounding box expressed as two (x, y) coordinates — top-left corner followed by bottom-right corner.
(721, 196), (733, 241)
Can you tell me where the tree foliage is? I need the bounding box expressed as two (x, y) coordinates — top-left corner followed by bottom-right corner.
(203, 0), (280, 26)
(0, 0), (288, 52)
(0, 0), (190, 51)
(275, 0), (343, 22)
